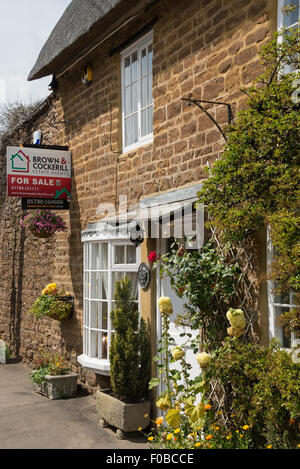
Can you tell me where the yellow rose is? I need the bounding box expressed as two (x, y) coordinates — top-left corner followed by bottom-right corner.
(226, 308), (246, 336)
(172, 346), (185, 361)
(166, 434), (173, 440)
(227, 326), (245, 338)
(158, 297), (173, 315)
(196, 352), (212, 368)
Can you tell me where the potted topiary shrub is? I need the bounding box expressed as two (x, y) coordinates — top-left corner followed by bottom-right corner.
(95, 277), (151, 439)
(28, 283), (74, 321)
(31, 348), (78, 400)
(20, 210), (66, 239)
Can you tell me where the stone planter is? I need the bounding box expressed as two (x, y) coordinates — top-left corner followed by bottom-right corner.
(33, 372), (78, 400)
(95, 390), (151, 439)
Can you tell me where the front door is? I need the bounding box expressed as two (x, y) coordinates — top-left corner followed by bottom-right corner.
(156, 239), (200, 399)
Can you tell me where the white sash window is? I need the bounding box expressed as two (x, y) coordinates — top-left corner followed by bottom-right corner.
(121, 31), (153, 152)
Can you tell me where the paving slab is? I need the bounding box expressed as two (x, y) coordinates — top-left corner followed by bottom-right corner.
(0, 362), (147, 449)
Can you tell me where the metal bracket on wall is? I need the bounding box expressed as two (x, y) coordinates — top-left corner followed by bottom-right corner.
(181, 96), (234, 142)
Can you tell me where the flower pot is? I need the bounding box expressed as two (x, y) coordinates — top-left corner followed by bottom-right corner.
(46, 297), (74, 321)
(30, 229), (53, 239)
(95, 390), (150, 437)
(32, 372), (78, 400)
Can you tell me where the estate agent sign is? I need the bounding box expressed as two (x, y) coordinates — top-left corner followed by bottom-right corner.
(7, 146), (72, 199)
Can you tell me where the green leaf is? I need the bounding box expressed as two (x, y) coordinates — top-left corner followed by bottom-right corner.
(165, 408), (181, 428)
(148, 378), (160, 390)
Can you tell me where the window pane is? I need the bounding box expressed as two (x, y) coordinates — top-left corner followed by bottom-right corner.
(91, 272), (101, 299)
(125, 116), (133, 146)
(141, 108), (148, 137)
(100, 333), (108, 359)
(83, 328), (88, 355)
(141, 48), (147, 76)
(275, 291), (290, 304)
(125, 86), (132, 116)
(124, 56), (131, 86)
(131, 51), (138, 82)
(91, 243), (99, 270)
(284, 1), (299, 27)
(115, 245), (125, 264)
(84, 272), (89, 299)
(148, 105), (153, 134)
(90, 331), (98, 358)
(90, 301), (100, 329)
(141, 76), (148, 108)
(100, 272), (108, 300)
(149, 73), (153, 103)
(84, 300), (89, 327)
(275, 307), (291, 348)
(148, 44), (153, 73)
(99, 243), (108, 270)
(127, 245), (136, 264)
(84, 244), (89, 270)
(101, 302), (108, 330)
(133, 113), (138, 143)
(126, 272), (139, 300)
(112, 271), (124, 296)
(132, 82), (138, 113)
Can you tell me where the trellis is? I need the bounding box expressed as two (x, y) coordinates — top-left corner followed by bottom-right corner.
(207, 222), (259, 425)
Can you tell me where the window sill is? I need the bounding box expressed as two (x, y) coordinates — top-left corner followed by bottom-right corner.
(77, 354), (110, 376)
(122, 135), (153, 155)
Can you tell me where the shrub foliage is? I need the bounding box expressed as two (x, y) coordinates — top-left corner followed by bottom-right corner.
(110, 277), (150, 403)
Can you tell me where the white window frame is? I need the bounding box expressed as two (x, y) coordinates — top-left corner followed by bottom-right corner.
(267, 229), (298, 348)
(78, 239), (140, 375)
(121, 31), (153, 153)
(278, 0), (299, 31)
(277, 0), (299, 75)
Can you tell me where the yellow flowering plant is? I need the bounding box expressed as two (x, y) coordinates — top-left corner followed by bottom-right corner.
(28, 283), (73, 321)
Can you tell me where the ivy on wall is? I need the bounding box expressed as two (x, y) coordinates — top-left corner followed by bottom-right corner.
(197, 28), (300, 295)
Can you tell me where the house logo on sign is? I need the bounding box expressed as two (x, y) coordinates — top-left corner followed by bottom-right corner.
(11, 149), (30, 173)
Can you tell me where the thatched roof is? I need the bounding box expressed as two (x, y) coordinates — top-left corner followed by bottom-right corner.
(28, 0), (126, 81)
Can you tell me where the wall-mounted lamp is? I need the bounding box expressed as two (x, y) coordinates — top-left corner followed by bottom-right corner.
(82, 64), (93, 87)
(129, 221), (144, 247)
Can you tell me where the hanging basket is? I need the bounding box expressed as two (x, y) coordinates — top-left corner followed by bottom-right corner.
(30, 229), (53, 239)
(46, 297), (74, 321)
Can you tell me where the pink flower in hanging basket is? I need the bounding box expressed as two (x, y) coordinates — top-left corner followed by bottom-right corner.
(20, 210), (67, 238)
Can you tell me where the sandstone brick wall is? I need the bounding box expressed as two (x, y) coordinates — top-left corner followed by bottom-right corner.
(0, 0), (276, 392)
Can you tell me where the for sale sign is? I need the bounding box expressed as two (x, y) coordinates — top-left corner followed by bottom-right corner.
(7, 146), (72, 199)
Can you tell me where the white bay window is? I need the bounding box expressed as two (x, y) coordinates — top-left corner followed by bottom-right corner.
(79, 240), (139, 374)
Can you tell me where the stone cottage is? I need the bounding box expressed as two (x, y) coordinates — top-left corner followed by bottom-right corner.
(0, 0), (297, 393)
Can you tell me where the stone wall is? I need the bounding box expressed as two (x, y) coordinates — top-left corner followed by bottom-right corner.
(0, 0), (276, 392)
